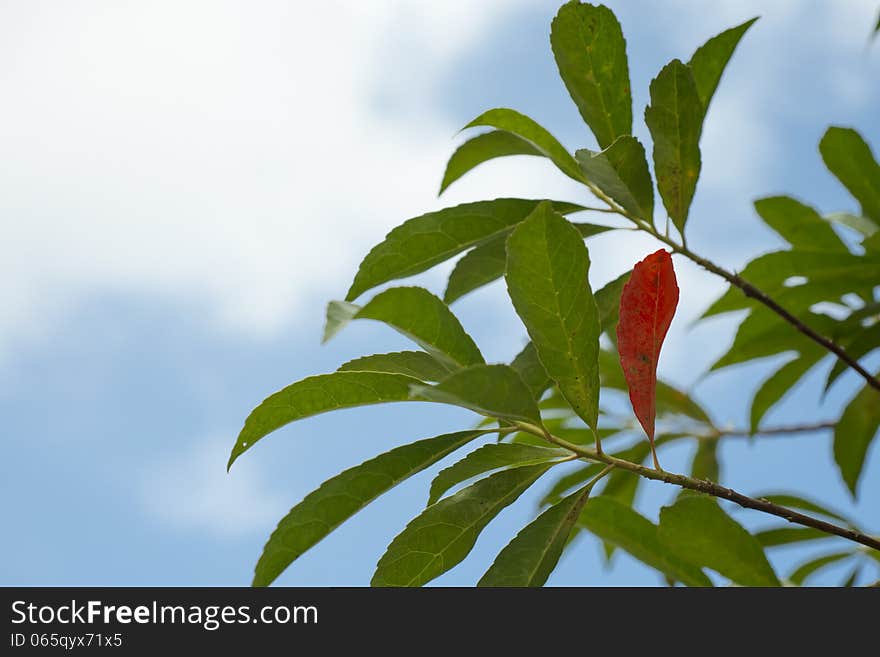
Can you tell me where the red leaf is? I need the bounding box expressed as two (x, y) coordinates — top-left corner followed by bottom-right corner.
(616, 249), (679, 463)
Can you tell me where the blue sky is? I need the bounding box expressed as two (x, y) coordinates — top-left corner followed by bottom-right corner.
(1, 0), (878, 586)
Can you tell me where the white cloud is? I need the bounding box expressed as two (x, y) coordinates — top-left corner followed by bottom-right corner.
(0, 0), (536, 352)
(0, 0), (875, 361)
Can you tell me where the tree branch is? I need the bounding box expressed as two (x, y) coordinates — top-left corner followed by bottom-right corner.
(707, 420), (836, 439)
(582, 185), (880, 393)
(661, 237), (880, 393)
(516, 422), (880, 553)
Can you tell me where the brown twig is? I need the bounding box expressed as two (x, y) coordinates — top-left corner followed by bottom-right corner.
(656, 234), (880, 393)
(706, 420), (836, 439)
(517, 422), (880, 553)
(581, 185), (880, 393)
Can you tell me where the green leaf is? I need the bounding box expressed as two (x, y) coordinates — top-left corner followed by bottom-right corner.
(645, 60), (703, 237)
(510, 342), (552, 401)
(411, 364), (543, 426)
(596, 468), (642, 565)
(579, 496), (713, 587)
(325, 287), (483, 368)
(819, 127), (880, 223)
(345, 198), (584, 301)
(753, 492), (852, 526)
(444, 222), (612, 304)
(505, 202), (601, 431)
(834, 379), (880, 496)
(841, 566), (861, 587)
(654, 383), (714, 426)
(863, 230), (880, 253)
(478, 484), (591, 587)
(788, 551), (852, 586)
(550, 1), (632, 148)
(689, 439), (720, 482)
(508, 271), (630, 397)
(755, 526), (832, 548)
(576, 136), (654, 220)
(825, 323), (880, 393)
(338, 351), (455, 382)
(754, 196), (847, 252)
(443, 235), (507, 304)
(253, 429), (488, 586)
(750, 350), (823, 433)
(601, 463), (643, 505)
(710, 308), (836, 371)
(658, 496), (780, 586)
(594, 271), (631, 338)
(440, 131), (544, 195)
(228, 371), (421, 469)
(428, 443), (570, 505)
(371, 462), (553, 586)
(458, 108), (586, 185)
(688, 17), (757, 113)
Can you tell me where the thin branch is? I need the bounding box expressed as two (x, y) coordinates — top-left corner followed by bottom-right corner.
(706, 420), (836, 439)
(585, 185), (880, 393)
(517, 422), (880, 553)
(586, 413), (833, 441)
(660, 235), (880, 393)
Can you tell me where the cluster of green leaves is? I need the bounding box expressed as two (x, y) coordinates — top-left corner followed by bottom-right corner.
(699, 127), (880, 496)
(687, 125), (880, 583)
(229, 2), (879, 587)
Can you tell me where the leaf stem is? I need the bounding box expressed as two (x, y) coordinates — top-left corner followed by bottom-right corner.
(515, 422), (880, 553)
